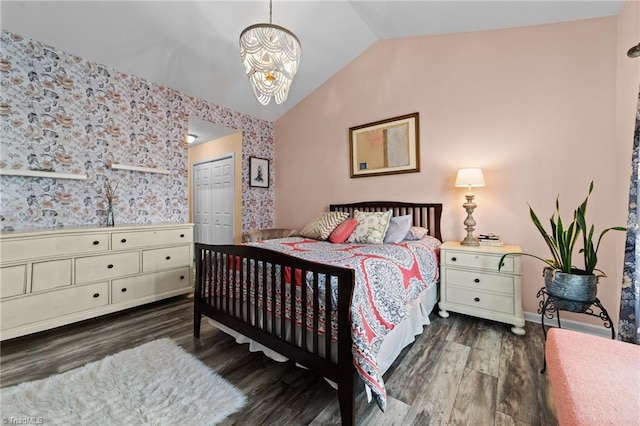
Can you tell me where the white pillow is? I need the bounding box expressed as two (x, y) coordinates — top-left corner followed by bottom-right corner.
(347, 210), (393, 244)
(384, 215), (413, 243)
(403, 226), (429, 241)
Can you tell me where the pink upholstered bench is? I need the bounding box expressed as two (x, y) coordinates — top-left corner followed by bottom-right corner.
(546, 328), (640, 425)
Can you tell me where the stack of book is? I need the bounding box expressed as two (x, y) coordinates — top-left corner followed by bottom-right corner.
(478, 233), (504, 247)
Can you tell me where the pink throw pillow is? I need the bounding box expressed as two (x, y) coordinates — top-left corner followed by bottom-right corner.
(329, 219), (358, 243)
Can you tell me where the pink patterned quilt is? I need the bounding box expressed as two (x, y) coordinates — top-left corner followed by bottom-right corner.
(247, 236), (441, 411)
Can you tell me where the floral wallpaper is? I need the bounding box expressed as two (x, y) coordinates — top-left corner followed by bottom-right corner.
(0, 30), (274, 232)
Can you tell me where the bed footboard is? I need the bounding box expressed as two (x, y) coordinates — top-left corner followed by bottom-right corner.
(194, 243), (357, 425)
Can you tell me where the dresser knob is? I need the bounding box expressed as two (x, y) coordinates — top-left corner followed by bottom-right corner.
(180, 275), (185, 280)
(474, 297), (480, 302)
(121, 288), (127, 293)
(93, 293), (100, 298)
(474, 278), (480, 283)
(93, 240), (100, 245)
(107, 264), (114, 269)
(451, 257), (457, 262)
(121, 238), (127, 243)
(180, 234), (185, 238)
(165, 256), (171, 260)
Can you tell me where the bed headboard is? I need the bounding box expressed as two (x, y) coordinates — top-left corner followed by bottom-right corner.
(329, 201), (443, 242)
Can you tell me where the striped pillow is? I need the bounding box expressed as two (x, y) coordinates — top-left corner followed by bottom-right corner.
(300, 211), (350, 240)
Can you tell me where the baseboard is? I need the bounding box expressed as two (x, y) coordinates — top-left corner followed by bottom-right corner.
(524, 311), (615, 338)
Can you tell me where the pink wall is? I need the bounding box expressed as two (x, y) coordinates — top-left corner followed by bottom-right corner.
(275, 14), (639, 326)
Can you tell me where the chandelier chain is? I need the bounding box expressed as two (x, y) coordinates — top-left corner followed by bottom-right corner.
(269, 0), (272, 24)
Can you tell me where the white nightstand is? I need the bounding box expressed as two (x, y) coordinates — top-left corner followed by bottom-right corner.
(438, 241), (525, 335)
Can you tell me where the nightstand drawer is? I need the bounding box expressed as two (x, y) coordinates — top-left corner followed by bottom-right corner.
(443, 251), (514, 273)
(446, 286), (514, 315)
(444, 269), (514, 295)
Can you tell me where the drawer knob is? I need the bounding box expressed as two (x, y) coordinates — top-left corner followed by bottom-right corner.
(165, 256), (171, 260)
(180, 234), (185, 238)
(451, 257), (457, 262)
(121, 288), (127, 293)
(474, 278), (480, 283)
(474, 297), (480, 302)
(107, 264), (114, 269)
(93, 240), (100, 245)
(93, 293), (100, 298)
(180, 275), (185, 280)
(121, 238), (127, 243)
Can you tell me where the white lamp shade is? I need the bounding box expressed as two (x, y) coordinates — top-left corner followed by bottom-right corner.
(455, 168), (485, 188)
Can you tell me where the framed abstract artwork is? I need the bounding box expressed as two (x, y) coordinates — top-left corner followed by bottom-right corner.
(349, 112), (420, 178)
(249, 156), (269, 188)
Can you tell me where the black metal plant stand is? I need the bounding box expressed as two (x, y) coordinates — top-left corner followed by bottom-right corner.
(537, 287), (615, 373)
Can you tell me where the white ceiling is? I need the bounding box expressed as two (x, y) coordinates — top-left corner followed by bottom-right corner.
(1, 0), (624, 132)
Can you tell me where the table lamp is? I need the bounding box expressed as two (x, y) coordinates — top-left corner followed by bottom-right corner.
(455, 168), (485, 246)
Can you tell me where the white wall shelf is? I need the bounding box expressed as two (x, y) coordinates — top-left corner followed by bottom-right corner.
(110, 163), (170, 175)
(0, 169), (88, 180)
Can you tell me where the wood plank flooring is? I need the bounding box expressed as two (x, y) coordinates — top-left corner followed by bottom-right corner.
(0, 295), (558, 425)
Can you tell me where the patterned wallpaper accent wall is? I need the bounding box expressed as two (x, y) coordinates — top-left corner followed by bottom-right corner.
(0, 30), (274, 231)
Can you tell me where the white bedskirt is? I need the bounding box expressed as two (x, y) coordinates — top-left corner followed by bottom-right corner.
(208, 282), (438, 396)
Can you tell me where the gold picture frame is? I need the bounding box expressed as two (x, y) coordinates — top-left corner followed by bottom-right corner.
(349, 112), (420, 178)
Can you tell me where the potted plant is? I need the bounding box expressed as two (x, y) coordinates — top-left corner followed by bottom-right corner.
(499, 182), (625, 312)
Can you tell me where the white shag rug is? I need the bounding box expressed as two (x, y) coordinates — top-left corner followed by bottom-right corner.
(1, 338), (246, 425)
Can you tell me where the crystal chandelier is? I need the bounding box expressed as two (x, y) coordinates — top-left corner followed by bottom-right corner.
(239, 0), (301, 105)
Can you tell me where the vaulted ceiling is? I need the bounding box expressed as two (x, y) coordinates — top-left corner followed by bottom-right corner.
(2, 0), (624, 130)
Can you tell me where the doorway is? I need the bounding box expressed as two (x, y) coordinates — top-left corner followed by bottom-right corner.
(192, 155), (235, 244)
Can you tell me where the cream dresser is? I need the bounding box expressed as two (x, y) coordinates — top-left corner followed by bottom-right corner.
(438, 241), (525, 335)
(0, 223), (193, 340)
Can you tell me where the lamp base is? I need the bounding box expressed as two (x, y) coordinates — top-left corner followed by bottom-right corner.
(460, 236), (479, 246)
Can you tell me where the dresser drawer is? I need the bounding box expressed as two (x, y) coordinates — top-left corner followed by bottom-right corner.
(1, 265), (26, 299)
(1, 282), (108, 330)
(111, 228), (193, 250)
(1, 233), (108, 263)
(32, 259), (72, 292)
(443, 268), (514, 295)
(142, 245), (190, 272)
(443, 251), (514, 273)
(445, 286), (514, 315)
(112, 267), (191, 304)
(75, 252), (139, 284)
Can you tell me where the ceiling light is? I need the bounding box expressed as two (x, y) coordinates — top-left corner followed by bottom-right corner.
(187, 134), (197, 144)
(239, 0), (301, 105)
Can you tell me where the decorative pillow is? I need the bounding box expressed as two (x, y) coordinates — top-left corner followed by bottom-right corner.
(300, 211), (349, 240)
(329, 218), (358, 244)
(384, 215), (413, 243)
(403, 226), (429, 241)
(347, 210), (393, 244)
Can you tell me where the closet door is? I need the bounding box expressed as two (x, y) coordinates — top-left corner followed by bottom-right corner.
(193, 162), (212, 244)
(193, 156), (234, 245)
(210, 157), (234, 244)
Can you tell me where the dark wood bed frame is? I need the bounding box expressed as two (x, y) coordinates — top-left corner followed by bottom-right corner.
(194, 202), (442, 425)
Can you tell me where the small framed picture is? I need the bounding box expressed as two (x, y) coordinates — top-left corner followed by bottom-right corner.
(249, 156), (269, 188)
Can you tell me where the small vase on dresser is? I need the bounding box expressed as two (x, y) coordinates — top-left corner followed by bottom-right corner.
(106, 201), (115, 227)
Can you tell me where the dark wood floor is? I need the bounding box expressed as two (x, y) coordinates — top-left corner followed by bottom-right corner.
(0, 295), (558, 425)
